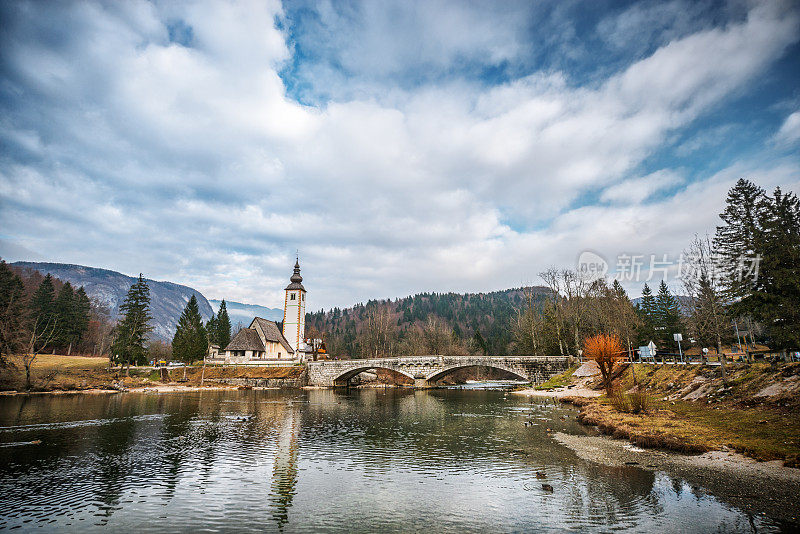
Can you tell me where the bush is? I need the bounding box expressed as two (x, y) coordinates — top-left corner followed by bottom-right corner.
(628, 390), (651, 414)
(609, 389), (651, 414)
(610, 390), (631, 412)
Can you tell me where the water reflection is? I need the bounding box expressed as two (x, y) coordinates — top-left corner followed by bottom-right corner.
(0, 389), (786, 532)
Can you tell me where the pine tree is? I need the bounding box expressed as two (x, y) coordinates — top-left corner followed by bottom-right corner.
(111, 274), (153, 366)
(205, 313), (219, 345)
(172, 295), (207, 364)
(750, 188), (800, 349)
(0, 261), (25, 360)
(216, 299), (232, 349)
(73, 287), (91, 348)
(29, 274), (57, 349)
(54, 282), (75, 352)
(654, 281), (682, 348)
(637, 283), (657, 343)
(714, 179), (766, 302)
(715, 180), (800, 350)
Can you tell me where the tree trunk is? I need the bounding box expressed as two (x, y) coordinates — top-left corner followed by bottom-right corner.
(67, 343), (72, 356)
(25, 364), (32, 391)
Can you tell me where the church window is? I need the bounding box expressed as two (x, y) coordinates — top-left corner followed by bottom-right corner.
(290, 294), (296, 300)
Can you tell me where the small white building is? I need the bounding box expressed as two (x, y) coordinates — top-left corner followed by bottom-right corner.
(208, 260), (309, 365)
(221, 317), (295, 363)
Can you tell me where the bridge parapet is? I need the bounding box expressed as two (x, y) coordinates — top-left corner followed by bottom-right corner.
(306, 355), (570, 387)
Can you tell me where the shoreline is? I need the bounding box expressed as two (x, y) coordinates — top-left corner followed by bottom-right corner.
(512, 386), (601, 398)
(554, 431), (800, 525)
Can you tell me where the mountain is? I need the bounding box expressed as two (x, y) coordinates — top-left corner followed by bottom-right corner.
(12, 262), (213, 342)
(209, 299), (283, 329)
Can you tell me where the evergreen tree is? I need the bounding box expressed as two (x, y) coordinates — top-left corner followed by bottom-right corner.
(54, 282), (75, 352)
(714, 178), (766, 302)
(637, 283), (657, 343)
(73, 287), (91, 347)
(715, 180), (800, 350)
(654, 281), (682, 348)
(750, 188), (800, 349)
(172, 295), (207, 364)
(0, 261), (25, 360)
(29, 274), (57, 350)
(216, 299), (232, 349)
(111, 274), (153, 366)
(205, 313), (219, 345)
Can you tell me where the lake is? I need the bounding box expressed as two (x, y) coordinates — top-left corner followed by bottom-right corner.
(0, 388), (784, 532)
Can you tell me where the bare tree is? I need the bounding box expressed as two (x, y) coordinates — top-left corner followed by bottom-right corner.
(512, 287), (545, 355)
(23, 316), (58, 390)
(682, 234), (729, 376)
(357, 307), (397, 358)
(540, 268), (566, 355)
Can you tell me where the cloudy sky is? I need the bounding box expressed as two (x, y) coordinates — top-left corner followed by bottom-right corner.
(1, 0), (799, 311)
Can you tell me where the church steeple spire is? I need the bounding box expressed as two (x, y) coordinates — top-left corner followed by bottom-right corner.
(291, 257), (302, 284)
(285, 257), (305, 291)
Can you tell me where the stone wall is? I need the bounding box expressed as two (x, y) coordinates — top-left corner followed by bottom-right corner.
(205, 375), (308, 388)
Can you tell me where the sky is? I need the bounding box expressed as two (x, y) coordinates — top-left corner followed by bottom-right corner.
(1, 0), (799, 311)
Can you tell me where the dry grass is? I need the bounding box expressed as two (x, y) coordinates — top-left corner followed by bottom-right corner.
(28, 354), (109, 370)
(0, 354), (305, 392)
(564, 362), (800, 465)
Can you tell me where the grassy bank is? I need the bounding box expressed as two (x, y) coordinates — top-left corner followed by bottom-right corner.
(0, 354), (305, 392)
(562, 362), (800, 466)
(534, 364), (580, 390)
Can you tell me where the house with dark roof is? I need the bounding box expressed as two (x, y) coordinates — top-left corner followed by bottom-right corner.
(219, 316), (295, 363)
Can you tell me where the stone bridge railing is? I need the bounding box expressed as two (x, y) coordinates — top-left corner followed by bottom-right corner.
(306, 355), (571, 387)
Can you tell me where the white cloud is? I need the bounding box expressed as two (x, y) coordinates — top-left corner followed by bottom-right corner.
(600, 170), (684, 204)
(0, 0), (798, 310)
(774, 110), (800, 145)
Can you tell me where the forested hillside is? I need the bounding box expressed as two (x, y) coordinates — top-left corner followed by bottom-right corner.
(306, 287), (553, 358)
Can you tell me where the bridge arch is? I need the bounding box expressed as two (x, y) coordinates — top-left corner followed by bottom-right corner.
(425, 364), (528, 384)
(332, 366), (415, 386)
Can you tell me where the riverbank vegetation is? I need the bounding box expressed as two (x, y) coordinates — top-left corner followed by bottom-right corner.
(560, 362), (800, 466)
(0, 352), (303, 392)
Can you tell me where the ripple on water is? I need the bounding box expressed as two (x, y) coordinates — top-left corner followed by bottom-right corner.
(0, 389), (788, 533)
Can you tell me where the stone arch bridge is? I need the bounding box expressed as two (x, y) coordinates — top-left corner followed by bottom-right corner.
(307, 355), (571, 388)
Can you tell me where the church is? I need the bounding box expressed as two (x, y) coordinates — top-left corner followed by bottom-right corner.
(211, 259), (309, 364)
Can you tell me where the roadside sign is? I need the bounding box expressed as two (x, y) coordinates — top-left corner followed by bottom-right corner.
(673, 333), (682, 342)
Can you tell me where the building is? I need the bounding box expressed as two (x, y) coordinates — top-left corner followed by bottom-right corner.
(282, 259), (306, 353)
(208, 260), (309, 365)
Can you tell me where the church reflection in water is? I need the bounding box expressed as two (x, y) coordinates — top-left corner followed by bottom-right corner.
(267, 401), (301, 530)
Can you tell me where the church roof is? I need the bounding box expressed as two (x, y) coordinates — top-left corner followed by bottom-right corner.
(285, 258), (306, 291)
(251, 317), (294, 354)
(225, 328), (265, 352)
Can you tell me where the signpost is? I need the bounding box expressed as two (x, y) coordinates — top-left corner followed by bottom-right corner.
(674, 333), (683, 362)
(640, 340), (658, 363)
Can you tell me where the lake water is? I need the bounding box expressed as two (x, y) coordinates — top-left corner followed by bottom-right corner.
(0, 388), (783, 532)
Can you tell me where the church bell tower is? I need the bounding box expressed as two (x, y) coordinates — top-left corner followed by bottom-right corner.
(282, 258), (306, 353)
